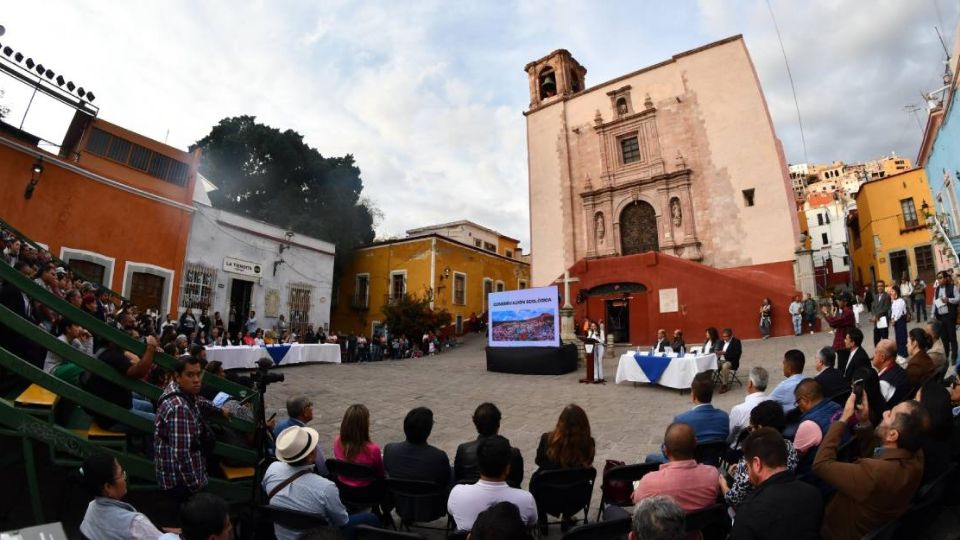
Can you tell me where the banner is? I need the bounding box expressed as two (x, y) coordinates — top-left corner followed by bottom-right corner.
(488, 286), (560, 348)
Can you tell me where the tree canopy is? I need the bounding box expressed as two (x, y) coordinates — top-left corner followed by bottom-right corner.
(191, 116), (377, 272)
(381, 293), (453, 340)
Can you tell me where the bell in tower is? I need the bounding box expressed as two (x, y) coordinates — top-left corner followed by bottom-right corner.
(524, 49), (587, 110)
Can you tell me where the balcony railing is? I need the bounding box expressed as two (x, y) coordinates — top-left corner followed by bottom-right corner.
(898, 213), (924, 234)
(350, 296), (369, 310)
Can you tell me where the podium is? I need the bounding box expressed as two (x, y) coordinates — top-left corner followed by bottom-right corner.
(577, 336), (600, 384)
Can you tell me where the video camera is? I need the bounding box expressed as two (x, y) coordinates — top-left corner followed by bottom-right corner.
(252, 357), (285, 387)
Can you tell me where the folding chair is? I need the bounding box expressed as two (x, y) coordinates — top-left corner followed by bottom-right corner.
(261, 505), (331, 537)
(562, 517), (630, 540)
(595, 462), (658, 521)
(693, 440), (728, 468)
(529, 467), (597, 535)
(386, 477), (451, 532)
(684, 504), (730, 540)
(326, 459), (388, 515)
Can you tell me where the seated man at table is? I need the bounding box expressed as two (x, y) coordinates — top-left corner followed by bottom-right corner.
(653, 329), (670, 353)
(717, 328), (743, 394)
(273, 396), (328, 475)
(646, 372), (729, 463)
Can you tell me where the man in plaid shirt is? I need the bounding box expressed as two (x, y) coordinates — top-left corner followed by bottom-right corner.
(154, 355), (227, 511)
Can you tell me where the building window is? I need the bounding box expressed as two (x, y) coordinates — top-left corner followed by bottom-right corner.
(68, 259), (107, 286)
(353, 274), (370, 309)
(742, 189), (755, 207)
(474, 239), (482, 248)
(483, 278), (493, 312)
(496, 281), (505, 292)
(821, 233), (829, 245)
(288, 284), (312, 336)
(85, 127), (190, 186)
(483, 242), (496, 252)
(914, 245), (935, 282)
(180, 263), (216, 310)
(842, 255), (849, 266)
(817, 214), (824, 226)
(620, 136), (640, 164)
(390, 272), (406, 301)
(900, 198), (919, 228)
(519, 280), (527, 290)
(505, 249), (513, 258)
(453, 273), (466, 305)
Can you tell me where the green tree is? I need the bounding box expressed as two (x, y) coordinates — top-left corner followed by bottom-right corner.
(381, 292), (452, 340)
(191, 116), (377, 274)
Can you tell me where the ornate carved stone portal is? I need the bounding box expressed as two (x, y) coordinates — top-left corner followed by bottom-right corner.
(581, 99), (702, 261)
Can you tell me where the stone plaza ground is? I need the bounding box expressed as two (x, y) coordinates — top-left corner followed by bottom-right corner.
(265, 323), (947, 537)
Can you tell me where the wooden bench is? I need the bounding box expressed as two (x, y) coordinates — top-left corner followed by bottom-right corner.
(15, 384), (59, 410)
(220, 463), (255, 480)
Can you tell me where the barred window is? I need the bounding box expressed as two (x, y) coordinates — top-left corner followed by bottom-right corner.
(453, 273), (466, 305)
(85, 127), (191, 187)
(288, 284), (312, 336)
(180, 263), (216, 309)
(620, 136), (640, 164)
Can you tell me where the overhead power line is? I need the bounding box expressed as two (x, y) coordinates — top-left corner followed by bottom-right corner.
(766, 0), (809, 164)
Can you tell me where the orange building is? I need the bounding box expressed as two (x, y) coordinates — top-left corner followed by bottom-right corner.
(0, 111), (198, 316)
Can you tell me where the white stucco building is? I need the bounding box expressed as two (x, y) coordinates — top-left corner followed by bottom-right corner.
(803, 195), (850, 272)
(180, 177), (335, 337)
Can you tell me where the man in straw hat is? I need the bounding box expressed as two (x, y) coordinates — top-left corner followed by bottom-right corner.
(263, 426), (379, 539)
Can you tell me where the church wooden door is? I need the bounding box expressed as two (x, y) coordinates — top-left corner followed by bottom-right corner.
(620, 201), (659, 255)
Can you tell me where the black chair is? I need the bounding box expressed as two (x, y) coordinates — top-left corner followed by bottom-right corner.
(447, 531), (469, 540)
(261, 504), (331, 536)
(562, 517), (630, 540)
(693, 440), (727, 468)
(684, 504), (729, 540)
(386, 477), (450, 531)
(896, 464), (957, 536)
(595, 462), (659, 521)
(355, 525), (426, 539)
(326, 459), (387, 513)
(529, 467), (597, 534)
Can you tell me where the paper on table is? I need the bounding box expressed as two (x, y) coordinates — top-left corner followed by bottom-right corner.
(876, 316), (888, 329)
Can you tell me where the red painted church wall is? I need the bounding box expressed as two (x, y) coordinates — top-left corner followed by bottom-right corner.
(568, 252), (799, 345)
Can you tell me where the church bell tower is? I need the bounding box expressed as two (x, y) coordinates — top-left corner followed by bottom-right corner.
(524, 49), (587, 110)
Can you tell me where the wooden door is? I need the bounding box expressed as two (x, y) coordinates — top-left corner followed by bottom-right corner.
(69, 259), (106, 286)
(130, 272), (165, 312)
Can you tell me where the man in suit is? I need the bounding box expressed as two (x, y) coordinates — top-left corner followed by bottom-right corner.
(871, 280), (891, 347)
(383, 407), (451, 487)
(732, 428), (823, 540)
(718, 327), (743, 394)
(814, 346), (847, 399)
(813, 396), (923, 540)
(454, 402), (524, 488)
(932, 271), (960, 370)
(675, 372), (730, 442)
(873, 339), (911, 408)
(652, 328), (669, 352)
(841, 327), (870, 384)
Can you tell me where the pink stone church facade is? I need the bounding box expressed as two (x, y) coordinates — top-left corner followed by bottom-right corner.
(524, 36), (802, 342)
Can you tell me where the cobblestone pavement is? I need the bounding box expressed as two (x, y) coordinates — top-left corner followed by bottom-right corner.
(262, 323), (920, 537)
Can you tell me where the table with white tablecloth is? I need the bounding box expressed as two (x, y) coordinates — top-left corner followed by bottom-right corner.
(205, 344), (341, 370)
(615, 352), (717, 389)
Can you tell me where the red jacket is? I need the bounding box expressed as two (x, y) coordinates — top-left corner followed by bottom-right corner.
(825, 306), (855, 351)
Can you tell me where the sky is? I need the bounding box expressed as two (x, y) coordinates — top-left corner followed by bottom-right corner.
(1, 1), (957, 250)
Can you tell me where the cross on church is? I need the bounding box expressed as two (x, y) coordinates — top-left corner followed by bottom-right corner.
(554, 270), (580, 309)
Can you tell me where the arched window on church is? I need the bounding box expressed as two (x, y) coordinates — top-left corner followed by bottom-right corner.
(539, 68), (557, 99)
(569, 69), (581, 92)
(616, 97), (628, 116)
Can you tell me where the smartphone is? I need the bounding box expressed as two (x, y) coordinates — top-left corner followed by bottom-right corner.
(852, 378), (864, 405)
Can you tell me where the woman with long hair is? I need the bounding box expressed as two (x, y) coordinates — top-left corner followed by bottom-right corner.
(535, 404), (595, 471)
(703, 327), (721, 355)
(79, 453), (165, 539)
(333, 404), (384, 487)
(916, 379), (953, 484)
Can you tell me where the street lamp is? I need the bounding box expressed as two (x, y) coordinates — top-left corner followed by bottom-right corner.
(921, 199), (931, 219)
(23, 158), (43, 199)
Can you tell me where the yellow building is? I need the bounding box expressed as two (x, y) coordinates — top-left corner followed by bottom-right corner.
(846, 168), (940, 287)
(330, 221), (530, 337)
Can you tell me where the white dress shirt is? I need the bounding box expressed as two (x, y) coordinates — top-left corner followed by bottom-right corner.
(728, 392), (771, 434)
(447, 479), (538, 531)
(890, 298), (907, 323)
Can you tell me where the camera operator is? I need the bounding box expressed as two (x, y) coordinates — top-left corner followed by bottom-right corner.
(155, 355), (229, 521)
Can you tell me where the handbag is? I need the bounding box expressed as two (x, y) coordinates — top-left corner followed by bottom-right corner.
(601, 459), (633, 506)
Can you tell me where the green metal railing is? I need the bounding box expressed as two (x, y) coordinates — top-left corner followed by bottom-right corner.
(0, 258), (259, 434)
